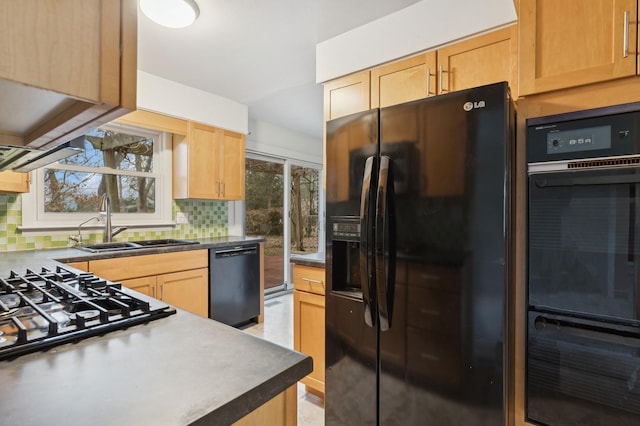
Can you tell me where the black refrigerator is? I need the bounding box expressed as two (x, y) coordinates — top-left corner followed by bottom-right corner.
(325, 82), (515, 425)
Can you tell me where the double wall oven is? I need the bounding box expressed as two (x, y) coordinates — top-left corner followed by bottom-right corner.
(526, 103), (640, 425)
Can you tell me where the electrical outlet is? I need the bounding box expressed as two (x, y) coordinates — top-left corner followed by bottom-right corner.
(176, 212), (189, 224)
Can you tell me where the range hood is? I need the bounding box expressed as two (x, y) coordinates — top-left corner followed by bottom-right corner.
(0, 136), (84, 172)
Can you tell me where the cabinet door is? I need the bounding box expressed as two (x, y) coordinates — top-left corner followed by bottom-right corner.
(0, 171), (30, 193)
(219, 130), (245, 200)
(323, 71), (371, 121)
(157, 268), (208, 317)
(371, 52), (437, 108)
(519, 0), (637, 95)
(187, 123), (219, 199)
(293, 290), (325, 395)
(437, 26), (518, 96)
(121, 276), (157, 298)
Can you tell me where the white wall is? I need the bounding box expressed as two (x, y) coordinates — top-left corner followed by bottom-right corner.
(137, 71), (248, 134)
(316, 0), (517, 82)
(246, 118), (322, 165)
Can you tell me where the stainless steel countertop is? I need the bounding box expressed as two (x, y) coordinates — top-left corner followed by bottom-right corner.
(0, 236), (311, 425)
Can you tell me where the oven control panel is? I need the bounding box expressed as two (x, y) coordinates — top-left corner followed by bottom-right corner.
(546, 125), (612, 154)
(527, 102), (640, 163)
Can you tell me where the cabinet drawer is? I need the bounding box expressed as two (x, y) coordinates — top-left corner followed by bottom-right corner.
(89, 249), (208, 281)
(293, 264), (325, 295)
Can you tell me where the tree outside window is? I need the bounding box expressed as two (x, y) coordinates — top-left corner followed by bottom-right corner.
(44, 128), (156, 214)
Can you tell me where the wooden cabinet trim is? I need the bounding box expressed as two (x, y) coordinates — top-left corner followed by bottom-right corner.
(116, 109), (188, 135)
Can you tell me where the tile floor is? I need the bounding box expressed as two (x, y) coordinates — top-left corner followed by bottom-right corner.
(242, 291), (325, 425)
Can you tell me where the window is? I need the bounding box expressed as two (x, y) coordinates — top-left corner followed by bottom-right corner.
(22, 123), (172, 229)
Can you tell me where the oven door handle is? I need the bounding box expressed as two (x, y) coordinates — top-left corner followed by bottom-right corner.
(534, 315), (640, 348)
(535, 173), (640, 188)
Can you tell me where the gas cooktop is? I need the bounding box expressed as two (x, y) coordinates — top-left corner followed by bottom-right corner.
(0, 266), (176, 361)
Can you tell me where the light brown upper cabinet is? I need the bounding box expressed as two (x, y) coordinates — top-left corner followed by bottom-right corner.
(519, 0), (638, 95)
(369, 26), (517, 108)
(173, 122), (246, 200)
(0, 171), (30, 193)
(323, 71), (371, 121)
(371, 52), (437, 108)
(0, 0), (137, 149)
(438, 26), (518, 97)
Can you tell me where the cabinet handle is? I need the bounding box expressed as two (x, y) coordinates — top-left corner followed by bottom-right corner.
(152, 286), (156, 298)
(438, 65), (448, 94)
(221, 181), (225, 196)
(427, 67), (435, 96)
(623, 10), (630, 58)
(160, 282), (164, 300)
(302, 277), (324, 286)
(216, 181), (221, 196)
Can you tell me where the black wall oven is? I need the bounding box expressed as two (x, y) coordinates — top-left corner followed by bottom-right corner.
(526, 103), (640, 426)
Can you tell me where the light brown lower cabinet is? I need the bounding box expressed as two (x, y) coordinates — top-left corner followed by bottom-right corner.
(232, 385), (297, 426)
(87, 250), (209, 317)
(293, 264), (325, 397)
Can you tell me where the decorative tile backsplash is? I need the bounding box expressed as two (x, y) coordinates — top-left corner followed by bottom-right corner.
(0, 194), (228, 252)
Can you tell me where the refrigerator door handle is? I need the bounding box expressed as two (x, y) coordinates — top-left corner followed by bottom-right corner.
(375, 155), (396, 331)
(360, 155), (377, 327)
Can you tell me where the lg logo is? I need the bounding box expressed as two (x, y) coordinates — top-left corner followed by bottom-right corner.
(463, 101), (486, 111)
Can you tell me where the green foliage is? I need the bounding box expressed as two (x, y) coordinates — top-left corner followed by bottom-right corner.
(245, 208), (283, 235)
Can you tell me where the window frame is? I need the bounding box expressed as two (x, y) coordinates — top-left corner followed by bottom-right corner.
(21, 122), (173, 231)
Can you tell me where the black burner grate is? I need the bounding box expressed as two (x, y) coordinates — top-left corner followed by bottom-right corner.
(0, 266), (175, 361)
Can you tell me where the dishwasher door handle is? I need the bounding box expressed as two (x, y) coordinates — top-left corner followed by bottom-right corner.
(215, 246), (258, 258)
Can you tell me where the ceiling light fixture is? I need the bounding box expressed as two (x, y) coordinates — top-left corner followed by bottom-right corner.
(140, 0), (200, 29)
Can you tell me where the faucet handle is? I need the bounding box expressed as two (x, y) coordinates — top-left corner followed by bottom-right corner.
(69, 235), (81, 246)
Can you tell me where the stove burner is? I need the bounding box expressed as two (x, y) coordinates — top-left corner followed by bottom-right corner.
(68, 310), (100, 322)
(0, 266), (176, 361)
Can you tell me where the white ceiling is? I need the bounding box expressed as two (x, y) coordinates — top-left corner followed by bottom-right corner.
(137, 0), (422, 140)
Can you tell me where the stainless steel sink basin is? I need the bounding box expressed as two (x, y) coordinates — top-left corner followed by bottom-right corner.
(76, 239), (199, 253)
(130, 239), (200, 247)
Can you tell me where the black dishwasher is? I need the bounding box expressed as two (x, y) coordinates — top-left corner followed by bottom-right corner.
(209, 244), (260, 326)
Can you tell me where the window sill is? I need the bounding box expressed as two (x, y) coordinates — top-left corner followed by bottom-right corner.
(18, 223), (177, 235)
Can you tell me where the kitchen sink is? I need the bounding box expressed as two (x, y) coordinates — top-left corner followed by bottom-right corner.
(76, 239), (199, 253)
(130, 239), (200, 247)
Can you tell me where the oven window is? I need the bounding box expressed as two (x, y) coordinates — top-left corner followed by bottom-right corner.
(528, 170), (640, 322)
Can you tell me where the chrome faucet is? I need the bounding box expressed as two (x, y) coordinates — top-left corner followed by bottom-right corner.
(69, 216), (100, 246)
(99, 193), (128, 242)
